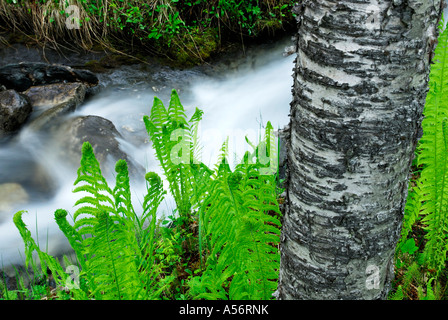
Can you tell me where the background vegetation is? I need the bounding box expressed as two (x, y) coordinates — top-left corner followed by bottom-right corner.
(0, 0), (295, 65)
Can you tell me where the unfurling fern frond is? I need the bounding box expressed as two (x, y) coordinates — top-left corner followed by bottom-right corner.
(139, 172), (166, 274)
(72, 142), (116, 240)
(13, 90), (283, 301)
(114, 159), (137, 224)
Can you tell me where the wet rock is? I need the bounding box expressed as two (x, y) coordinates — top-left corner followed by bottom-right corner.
(0, 147), (57, 201)
(56, 115), (145, 178)
(0, 183), (29, 222)
(25, 82), (87, 131)
(0, 89), (32, 136)
(24, 82), (86, 108)
(0, 62), (98, 92)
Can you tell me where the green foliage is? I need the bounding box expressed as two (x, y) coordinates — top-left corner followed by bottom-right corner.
(11, 89), (282, 300)
(143, 90), (204, 218)
(1, 0), (295, 64)
(388, 285), (404, 300)
(400, 19), (448, 276)
(399, 239), (419, 255)
(13, 143), (174, 300)
(145, 89), (282, 300)
(393, 18), (448, 300)
(189, 152), (281, 300)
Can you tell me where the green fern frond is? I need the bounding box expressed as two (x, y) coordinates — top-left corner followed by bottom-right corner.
(189, 107), (204, 165)
(54, 209), (86, 270)
(114, 160), (136, 220)
(73, 142), (116, 223)
(144, 91), (199, 217)
(139, 172), (166, 274)
(13, 90), (283, 301)
(190, 125), (281, 300)
(87, 210), (142, 300)
(168, 89), (189, 130)
(402, 20), (448, 276)
(418, 278), (440, 300)
(389, 285), (404, 300)
(13, 211), (69, 294)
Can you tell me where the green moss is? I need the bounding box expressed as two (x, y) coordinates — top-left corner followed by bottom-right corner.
(84, 54), (141, 73)
(256, 19), (284, 33)
(4, 32), (38, 45)
(168, 28), (219, 67)
(100, 54), (139, 68)
(84, 60), (108, 73)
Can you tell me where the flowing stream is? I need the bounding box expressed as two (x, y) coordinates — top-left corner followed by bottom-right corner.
(0, 35), (295, 266)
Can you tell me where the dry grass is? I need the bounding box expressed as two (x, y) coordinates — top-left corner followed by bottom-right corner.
(0, 0), (148, 51)
(0, 0), (294, 64)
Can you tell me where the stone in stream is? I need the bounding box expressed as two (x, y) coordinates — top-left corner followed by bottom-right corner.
(0, 183), (29, 223)
(0, 89), (32, 136)
(0, 62), (98, 92)
(24, 82), (87, 131)
(0, 147), (57, 203)
(55, 115), (145, 179)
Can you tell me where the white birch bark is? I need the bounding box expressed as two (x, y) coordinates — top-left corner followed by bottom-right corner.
(278, 0), (443, 300)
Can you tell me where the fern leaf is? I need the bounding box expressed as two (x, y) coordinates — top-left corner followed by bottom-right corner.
(407, 21), (448, 276)
(13, 211), (71, 294)
(389, 285), (404, 300)
(190, 124), (282, 300)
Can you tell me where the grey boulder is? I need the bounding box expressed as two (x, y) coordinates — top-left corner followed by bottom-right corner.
(25, 82), (87, 131)
(0, 62), (98, 92)
(55, 115), (145, 178)
(0, 89), (32, 136)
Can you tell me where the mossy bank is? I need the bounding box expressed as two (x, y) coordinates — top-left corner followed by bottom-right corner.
(0, 0), (296, 66)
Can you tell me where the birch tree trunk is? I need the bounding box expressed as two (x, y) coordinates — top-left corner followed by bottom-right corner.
(278, 0), (443, 300)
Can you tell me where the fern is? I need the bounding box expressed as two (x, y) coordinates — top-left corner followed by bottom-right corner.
(13, 210), (73, 297)
(417, 278), (441, 300)
(402, 262), (420, 296)
(189, 125), (281, 300)
(142, 92), (282, 299)
(389, 285), (404, 300)
(87, 210), (142, 300)
(13, 142), (175, 300)
(143, 90), (205, 218)
(401, 18), (448, 276)
(69, 142), (142, 299)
